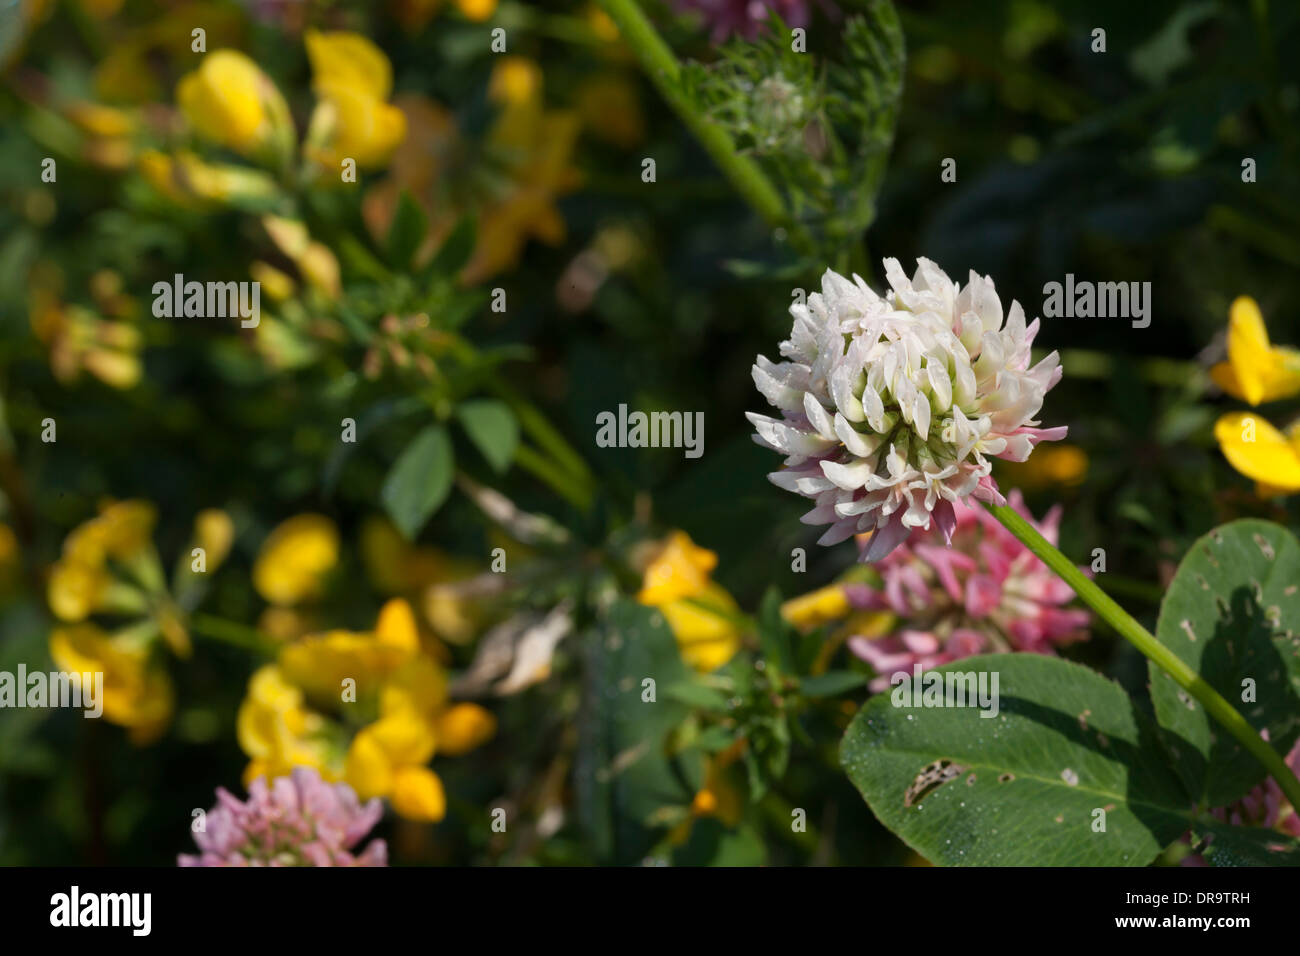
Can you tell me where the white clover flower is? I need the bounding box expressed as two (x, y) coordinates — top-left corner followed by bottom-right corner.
(748, 258), (1066, 562)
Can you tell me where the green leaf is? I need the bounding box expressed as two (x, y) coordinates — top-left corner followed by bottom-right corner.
(456, 399), (519, 474)
(756, 587), (795, 674)
(380, 424), (454, 540)
(574, 599), (691, 865)
(386, 191), (428, 270)
(840, 654), (1191, 866)
(1150, 520), (1300, 807)
(426, 216), (477, 279)
(664, 681), (731, 712)
(800, 671), (867, 698)
(1188, 820), (1300, 866)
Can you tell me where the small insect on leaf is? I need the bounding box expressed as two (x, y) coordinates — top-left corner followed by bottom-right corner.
(904, 759), (967, 808)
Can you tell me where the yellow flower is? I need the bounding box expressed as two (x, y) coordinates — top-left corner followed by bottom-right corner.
(435, 702), (496, 756)
(236, 664), (331, 782)
(50, 624), (174, 745)
(193, 509), (235, 570)
(1214, 412), (1300, 495)
(997, 443), (1089, 490)
(304, 30), (406, 171)
(489, 58), (543, 107)
(260, 216), (343, 299)
(658, 582), (744, 672)
(391, 0), (497, 29)
(176, 50), (273, 153)
(239, 598), (490, 821)
(638, 531), (742, 672)
(1210, 297), (1300, 406)
(389, 766), (447, 821)
(637, 531), (718, 605)
(305, 30), (393, 101)
(29, 284), (142, 390)
(465, 95), (581, 284)
(253, 514), (339, 606)
(47, 559), (110, 622)
(781, 584), (851, 632)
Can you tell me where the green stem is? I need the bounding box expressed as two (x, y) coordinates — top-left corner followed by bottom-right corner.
(989, 503), (1300, 812)
(188, 613), (278, 658)
(596, 0), (816, 257)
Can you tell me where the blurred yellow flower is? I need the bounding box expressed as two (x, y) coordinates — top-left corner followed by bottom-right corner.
(435, 701), (497, 756)
(29, 282), (142, 389)
(253, 514), (339, 606)
(193, 509), (235, 569)
(638, 531), (742, 672)
(239, 598), (493, 820)
(637, 530), (717, 605)
(391, 0), (497, 29)
(781, 584), (850, 632)
(658, 582), (744, 672)
(1210, 297), (1300, 406)
(997, 443), (1088, 490)
(176, 50), (276, 154)
(489, 57), (543, 107)
(1214, 412), (1300, 496)
(465, 91), (581, 284)
(50, 624), (174, 745)
(304, 30), (406, 171)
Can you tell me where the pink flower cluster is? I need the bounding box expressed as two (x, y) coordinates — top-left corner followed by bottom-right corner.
(1182, 739), (1300, 865)
(847, 491), (1089, 691)
(179, 767), (387, 867)
(675, 0), (813, 41)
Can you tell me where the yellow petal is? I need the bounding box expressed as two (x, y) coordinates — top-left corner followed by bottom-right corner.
(637, 531), (717, 605)
(253, 513), (339, 606)
(1214, 412), (1300, 492)
(457, 0), (498, 21)
(194, 508), (235, 570)
(305, 30), (393, 100)
(375, 598), (421, 653)
(781, 585), (850, 631)
(345, 726), (396, 799)
(1225, 296), (1300, 405)
(659, 583), (743, 672)
(176, 50), (267, 151)
(435, 702), (496, 756)
(389, 765), (446, 821)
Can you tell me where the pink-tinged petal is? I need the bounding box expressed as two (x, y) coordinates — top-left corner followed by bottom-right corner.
(963, 574), (1001, 618)
(901, 630), (941, 654)
(972, 474), (1007, 507)
(860, 514), (911, 563)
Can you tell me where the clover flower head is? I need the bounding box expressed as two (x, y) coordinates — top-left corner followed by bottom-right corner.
(747, 258), (1066, 562)
(179, 766), (387, 866)
(842, 490), (1089, 690)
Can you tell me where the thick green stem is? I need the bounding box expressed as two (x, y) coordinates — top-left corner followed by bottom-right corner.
(596, 0), (816, 256)
(990, 503), (1300, 812)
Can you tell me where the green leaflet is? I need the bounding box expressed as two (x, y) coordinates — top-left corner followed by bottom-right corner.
(841, 654), (1191, 865)
(1150, 520), (1300, 807)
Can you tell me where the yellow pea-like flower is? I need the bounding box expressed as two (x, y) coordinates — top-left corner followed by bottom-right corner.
(658, 582), (743, 673)
(435, 702), (496, 756)
(176, 50), (269, 153)
(781, 584), (851, 632)
(389, 765), (447, 821)
(637, 530), (718, 605)
(253, 513), (339, 606)
(1214, 412), (1300, 495)
(193, 508), (235, 571)
(1209, 297), (1300, 406)
(50, 624), (174, 744)
(305, 30), (393, 101)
